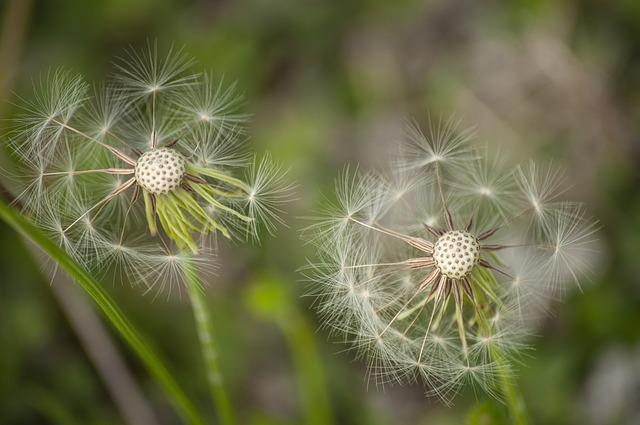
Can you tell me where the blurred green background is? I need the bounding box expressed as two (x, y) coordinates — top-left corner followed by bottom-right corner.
(1, 0), (639, 424)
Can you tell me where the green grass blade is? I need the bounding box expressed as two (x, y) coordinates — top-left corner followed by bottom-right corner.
(0, 199), (205, 425)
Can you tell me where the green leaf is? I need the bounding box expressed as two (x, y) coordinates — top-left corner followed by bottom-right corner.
(0, 199), (205, 425)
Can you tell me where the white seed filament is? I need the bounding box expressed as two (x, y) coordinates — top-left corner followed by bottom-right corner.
(433, 230), (480, 279)
(135, 147), (186, 195)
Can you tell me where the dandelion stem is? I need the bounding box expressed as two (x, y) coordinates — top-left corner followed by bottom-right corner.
(475, 268), (528, 424)
(0, 198), (205, 425)
(183, 254), (236, 425)
(494, 352), (529, 425)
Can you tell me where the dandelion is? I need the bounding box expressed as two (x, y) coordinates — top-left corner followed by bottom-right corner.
(6, 44), (293, 293)
(305, 117), (598, 403)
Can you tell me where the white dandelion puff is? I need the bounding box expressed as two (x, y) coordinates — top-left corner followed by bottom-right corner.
(305, 119), (598, 403)
(6, 45), (293, 293)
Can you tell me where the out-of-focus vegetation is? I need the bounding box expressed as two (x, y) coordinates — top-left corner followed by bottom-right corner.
(1, 0), (639, 424)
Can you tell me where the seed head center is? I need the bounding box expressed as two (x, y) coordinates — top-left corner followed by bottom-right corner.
(134, 147), (186, 195)
(433, 230), (480, 279)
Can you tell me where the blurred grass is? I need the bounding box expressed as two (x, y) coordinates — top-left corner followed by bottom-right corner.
(2, 0), (640, 424)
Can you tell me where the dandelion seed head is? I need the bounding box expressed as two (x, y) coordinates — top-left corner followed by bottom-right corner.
(7, 45), (293, 294)
(306, 117), (598, 404)
(134, 147), (186, 195)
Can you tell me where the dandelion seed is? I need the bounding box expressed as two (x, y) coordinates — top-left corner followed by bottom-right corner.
(305, 118), (598, 402)
(7, 44), (293, 293)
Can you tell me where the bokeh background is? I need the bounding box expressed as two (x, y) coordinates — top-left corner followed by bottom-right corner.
(1, 0), (639, 424)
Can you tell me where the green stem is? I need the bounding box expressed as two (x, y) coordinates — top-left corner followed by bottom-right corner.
(473, 267), (528, 425)
(278, 308), (334, 425)
(494, 353), (528, 425)
(183, 255), (236, 425)
(0, 199), (205, 425)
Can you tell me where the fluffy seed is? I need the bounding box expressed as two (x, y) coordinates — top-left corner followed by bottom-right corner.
(433, 230), (480, 279)
(135, 147), (186, 195)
